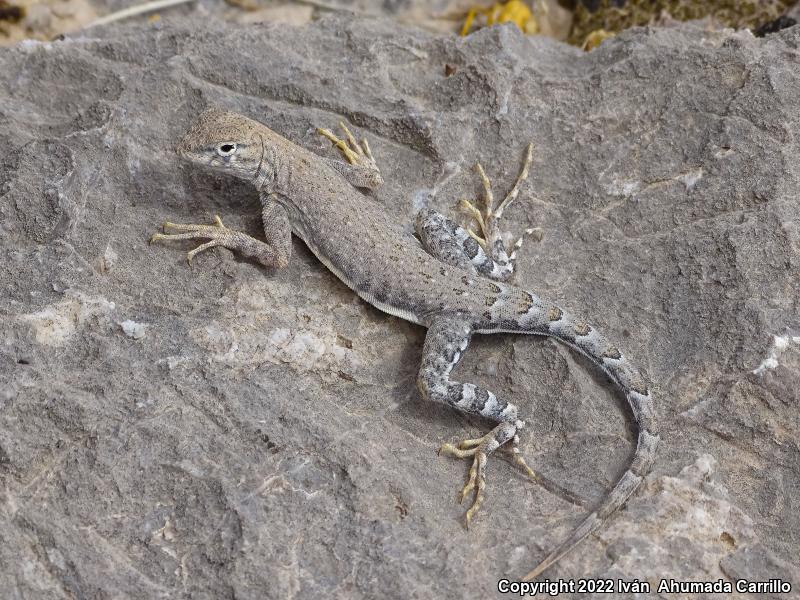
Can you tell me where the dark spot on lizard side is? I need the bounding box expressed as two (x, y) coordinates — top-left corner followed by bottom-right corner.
(517, 291), (534, 314)
(574, 322), (591, 336)
(469, 388), (490, 412)
(630, 379), (650, 396)
(488, 283), (502, 293)
(482, 318), (520, 331)
(485, 296), (497, 307)
(372, 288), (387, 304)
(602, 346), (622, 360)
(463, 237), (480, 259)
(499, 318), (521, 330)
(445, 386), (463, 406)
(548, 307), (563, 321)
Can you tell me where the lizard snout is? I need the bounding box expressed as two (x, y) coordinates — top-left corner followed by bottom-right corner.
(370, 171), (384, 188)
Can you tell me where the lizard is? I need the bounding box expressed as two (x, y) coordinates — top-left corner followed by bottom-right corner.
(150, 108), (660, 580)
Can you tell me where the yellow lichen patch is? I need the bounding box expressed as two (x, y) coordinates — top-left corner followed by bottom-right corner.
(461, 0), (544, 36)
(582, 28), (614, 51)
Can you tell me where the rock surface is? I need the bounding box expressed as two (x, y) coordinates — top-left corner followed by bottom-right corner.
(1, 15), (799, 599)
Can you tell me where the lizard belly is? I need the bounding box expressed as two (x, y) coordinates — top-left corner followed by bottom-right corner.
(358, 288), (424, 324)
(295, 229), (425, 326)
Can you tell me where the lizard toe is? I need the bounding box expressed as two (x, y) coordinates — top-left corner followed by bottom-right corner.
(439, 420), (530, 526)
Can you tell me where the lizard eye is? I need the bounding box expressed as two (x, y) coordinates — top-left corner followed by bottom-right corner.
(217, 143), (237, 156)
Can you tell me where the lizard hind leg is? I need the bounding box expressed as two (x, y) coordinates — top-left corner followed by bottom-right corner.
(415, 208), (515, 282)
(317, 122), (384, 189)
(419, 317), (537, 526)
(458, 143), (539, 275)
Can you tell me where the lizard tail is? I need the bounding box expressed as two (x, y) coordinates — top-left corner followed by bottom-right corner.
(514, 300), (661, 580)
(521, 433), (658, 580)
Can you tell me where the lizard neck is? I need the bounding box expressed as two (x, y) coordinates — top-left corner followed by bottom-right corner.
(252, 126), (304, 194)
(252, 134), (281, 193)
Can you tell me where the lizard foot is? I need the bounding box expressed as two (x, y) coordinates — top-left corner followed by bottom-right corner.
(150, 215), (251, 264)
(317, 122), (383, 188)
(458, 143), (539, 265)
(438, 421), (537, 526)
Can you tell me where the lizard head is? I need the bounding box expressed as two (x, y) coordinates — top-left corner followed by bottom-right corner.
(177, 108), (266, 181)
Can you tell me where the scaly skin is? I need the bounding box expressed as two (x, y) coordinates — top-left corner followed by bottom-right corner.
(151, 108), (660, 580)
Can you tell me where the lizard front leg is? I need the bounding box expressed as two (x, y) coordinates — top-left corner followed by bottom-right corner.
(317, 121), (384, 189)
(418, 317), (537, 526)
(150, 193), (292, 268)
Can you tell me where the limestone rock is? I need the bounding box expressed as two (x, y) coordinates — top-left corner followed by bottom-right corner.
(1, 16), (798, 599)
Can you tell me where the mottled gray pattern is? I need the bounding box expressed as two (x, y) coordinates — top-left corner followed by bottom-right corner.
(417, 316), (515, 422)
(415, 208), (515, 281)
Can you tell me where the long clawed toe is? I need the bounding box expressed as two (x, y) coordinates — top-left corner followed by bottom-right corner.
(439, 433), (537, 527)
(317, 122), (377, 168)
(502, 443), (539, 483)
(317, 122), (383, 188)
(439, 439), (488, 527)
(457, 143), (536, 259)
(457, 198), (489, 249)
(149, 215), (233, 264)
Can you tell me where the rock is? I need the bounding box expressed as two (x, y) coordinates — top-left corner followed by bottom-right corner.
(1, 15), (798, 599)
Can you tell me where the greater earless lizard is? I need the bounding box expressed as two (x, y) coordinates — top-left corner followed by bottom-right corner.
(150, 108), (660, 580)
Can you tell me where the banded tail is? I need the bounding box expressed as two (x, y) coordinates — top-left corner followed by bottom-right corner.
(522, 430), (659, 579)
(501, 295), (661, 580)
